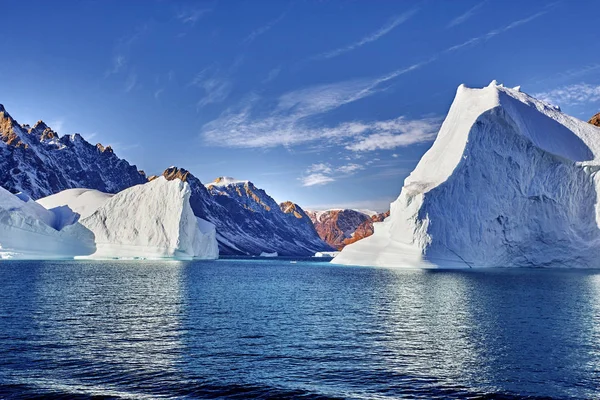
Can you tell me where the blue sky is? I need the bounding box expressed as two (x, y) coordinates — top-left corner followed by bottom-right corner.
(2, 0), (600, 211)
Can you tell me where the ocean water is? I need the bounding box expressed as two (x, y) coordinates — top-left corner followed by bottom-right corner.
(0, 259), (599, 399)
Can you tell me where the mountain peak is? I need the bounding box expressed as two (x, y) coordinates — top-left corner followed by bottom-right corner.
(29, 120), (57, 141)
(589, 112), (600, 127)
(33, 120), (49, 131)
(162, 166), (191, 182)
(96, 143), (113, 153)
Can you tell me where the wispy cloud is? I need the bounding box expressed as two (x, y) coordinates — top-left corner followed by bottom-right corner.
(336, 163), (364, 174)
(125, 73), (137, 92)
(189, 67), (232, 108)
(299, 162), (366, 186)
(263, 67), (282, 84)
(154, 88), (164, 100)
(300, 173), (335, 187)
(345, 118), (439, 151)
(176, 7), (211, 25)
(203, 8), (547, 152)
(534, 83), (600, 107)
(315, 9), (418, 59)
(202, 83), (439, 151)
(444, 9), (549, 54)
(105, 55), (126, 77)
(447, 1), (487, 28)
(243, 11), (287, 44)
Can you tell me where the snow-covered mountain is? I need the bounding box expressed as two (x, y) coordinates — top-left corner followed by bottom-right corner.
(0, 104), (147, 199)
(160, 168), (332, 256)
(335, 81), (600, 268)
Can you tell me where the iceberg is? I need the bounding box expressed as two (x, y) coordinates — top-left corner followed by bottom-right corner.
(71, 177), (218, 260)
(259, 251), (278, 257)
(0, 186), (95, 259)
(334, 81), (600, 268)
(1, 177), (219, 260)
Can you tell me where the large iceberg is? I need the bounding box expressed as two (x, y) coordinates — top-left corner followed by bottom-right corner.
(334, 81), (600, 268)
(1, 177), (219, 260)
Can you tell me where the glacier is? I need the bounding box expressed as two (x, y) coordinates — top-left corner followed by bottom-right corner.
(334, 81), (600, 268)
(0, 177), (219, 260)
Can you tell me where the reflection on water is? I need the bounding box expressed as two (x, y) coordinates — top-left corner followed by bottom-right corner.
(0, 260), (599, 399)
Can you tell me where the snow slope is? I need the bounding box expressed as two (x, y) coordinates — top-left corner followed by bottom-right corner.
(78, 177), (218, 259)
(334, 81), (600, 268)
(0, 186), (95, 259)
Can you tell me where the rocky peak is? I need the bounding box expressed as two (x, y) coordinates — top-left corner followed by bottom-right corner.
(29, 121), (57, 141)
(590, 112), (600, 127)
(96, 143), (114, 153)
(280, 201), (304, 219)
(162, 166), (191, 182)
(0, 105), (26, 147)
(32, 120), (49, 131)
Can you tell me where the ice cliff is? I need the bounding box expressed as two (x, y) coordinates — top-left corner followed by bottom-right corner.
(334, 81), (600, 268)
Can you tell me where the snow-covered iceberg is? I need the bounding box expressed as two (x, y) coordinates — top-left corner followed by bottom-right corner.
(0, 186), (95, 259)
(334, 81), (600, 268)
(1, 177), (219, 260)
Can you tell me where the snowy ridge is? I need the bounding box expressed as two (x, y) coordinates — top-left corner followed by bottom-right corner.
(334, 81), (600, 268)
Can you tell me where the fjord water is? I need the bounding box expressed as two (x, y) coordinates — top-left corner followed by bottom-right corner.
(1, 260), (599, 399)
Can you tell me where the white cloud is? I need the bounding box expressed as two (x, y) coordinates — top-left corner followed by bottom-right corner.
(447, 1), (487, 28)
(243, 11), (287, 44)
(300, 162), (366, 187)
(337, 163), (364, 174)
(316, 9), (418, 59)
(189, 68), (232, 108)
(154, 88), (164, 100)
(346, 118), (439, 151)
(307, 163), (333, 174)
(300, 173), (336, 187)
(534, 83), (600, 107)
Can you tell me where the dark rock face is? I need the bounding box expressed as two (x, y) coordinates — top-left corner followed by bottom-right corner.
(590, 113), (600, 127)
(162, 169), (333, 256)
(307, 209), (390, 250)
(0, 104), (146, 199)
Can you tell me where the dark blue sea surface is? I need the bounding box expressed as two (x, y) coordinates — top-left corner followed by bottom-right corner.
(0, 259), (599, 399)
